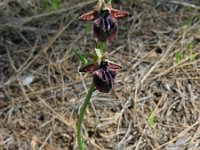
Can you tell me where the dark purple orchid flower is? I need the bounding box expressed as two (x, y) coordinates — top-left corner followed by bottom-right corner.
(93, 9), (118, 43)
(79, 60), (122, 93)
(79, 3), (128, 43)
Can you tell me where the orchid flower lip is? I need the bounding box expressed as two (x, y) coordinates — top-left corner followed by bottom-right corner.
(106, 18), (111, 31)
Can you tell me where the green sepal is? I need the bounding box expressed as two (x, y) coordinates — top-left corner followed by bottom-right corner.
(96, 42), (104, 53)
(105, 0), (112, 4)
(95, 48), (102, 58)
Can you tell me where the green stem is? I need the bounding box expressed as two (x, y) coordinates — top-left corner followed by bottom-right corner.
(77, 81), (95, 150)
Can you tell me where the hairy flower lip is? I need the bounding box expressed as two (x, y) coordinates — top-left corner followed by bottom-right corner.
(93, 16), (118, 43)
(93, 72), (112, 93)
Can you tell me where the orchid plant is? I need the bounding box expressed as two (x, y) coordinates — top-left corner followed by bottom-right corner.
(75, 0), (128, 149)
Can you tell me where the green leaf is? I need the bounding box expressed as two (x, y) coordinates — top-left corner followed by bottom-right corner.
(74, 51), (88, 64)
(95, 48), (102, 58)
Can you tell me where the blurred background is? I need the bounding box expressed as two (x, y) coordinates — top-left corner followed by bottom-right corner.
(0, 0), (200, 149)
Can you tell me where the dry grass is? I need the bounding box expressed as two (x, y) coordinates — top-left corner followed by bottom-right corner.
(0, 0), (200, 149)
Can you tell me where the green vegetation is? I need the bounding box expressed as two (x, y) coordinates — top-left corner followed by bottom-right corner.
(0, 27), (9, 36)
(74, 51), (89, 65)
(175, 49), (183, 64)
(41, 0), (60, 10)
(188, 41), (196, 62)
(148, 111), (155, 128)
(96, 42), (105, 54)
(83, 22), (91, 35)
